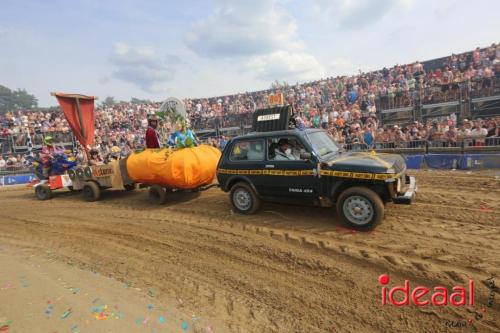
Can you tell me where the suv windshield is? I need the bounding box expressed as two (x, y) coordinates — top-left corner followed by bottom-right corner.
(306, 131), (340, 158)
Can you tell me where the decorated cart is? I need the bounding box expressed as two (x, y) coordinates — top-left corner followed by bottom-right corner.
(33, 93), (221, 203)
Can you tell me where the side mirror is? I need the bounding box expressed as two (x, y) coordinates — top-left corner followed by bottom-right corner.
(300, 152), (312, 160)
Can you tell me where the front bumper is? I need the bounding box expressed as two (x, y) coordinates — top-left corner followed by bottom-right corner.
(393, 175), (417, 204)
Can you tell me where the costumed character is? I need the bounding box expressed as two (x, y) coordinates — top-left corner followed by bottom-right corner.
(168, 120), (198, 148)
(39, 136), (63, 178)
(30, 154), (46, 181)
(145, 114), (161, 148)
(50, 152), (77, 175)
(32, 140), (75, 180)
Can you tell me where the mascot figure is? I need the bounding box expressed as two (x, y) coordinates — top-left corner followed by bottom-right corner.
(168, 120), (198, 148)
(32, 136), (76, 180)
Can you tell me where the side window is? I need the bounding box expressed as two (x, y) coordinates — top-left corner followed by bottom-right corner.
(229, 140), (265, 161)
(267, 137), (307, 161)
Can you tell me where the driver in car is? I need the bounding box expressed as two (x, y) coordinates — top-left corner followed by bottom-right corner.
(274, 139), (299, 160)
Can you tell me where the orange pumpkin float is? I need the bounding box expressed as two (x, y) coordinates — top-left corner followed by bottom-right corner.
(126, 145), (221, 189)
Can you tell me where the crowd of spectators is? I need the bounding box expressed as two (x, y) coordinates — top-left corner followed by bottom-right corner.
(1, 43), (500, 172)
(185, 43), (500, 131)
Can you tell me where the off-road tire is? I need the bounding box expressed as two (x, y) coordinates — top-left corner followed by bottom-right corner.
(336, 186), (384, 229)
(124, 183), (136, 191)
(230, 182), (261, 214)
(149, 185), (167, 205)
(82, 181), (101, 202)
(35, 184), (52, 200)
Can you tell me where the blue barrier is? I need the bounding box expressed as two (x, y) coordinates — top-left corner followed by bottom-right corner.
(402, 153), (500, 170)
(0, 173), (36, 186)
(458, 154), (500, 169)
(424, 154), (463, 169)
(403, 155), (424, 169)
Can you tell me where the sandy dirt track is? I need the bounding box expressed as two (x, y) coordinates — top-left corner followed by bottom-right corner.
(0, 170), (499, 333)
(0, 248), (199, 333)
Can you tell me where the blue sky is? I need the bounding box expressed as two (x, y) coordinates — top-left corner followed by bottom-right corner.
(1, 0), (499, 106)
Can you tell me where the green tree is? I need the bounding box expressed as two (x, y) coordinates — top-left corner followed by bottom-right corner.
(101, 96), (116, 107)
(131, 97), (151, 104)
(0, 85), (38, 114)
(13, 89), (38, 109)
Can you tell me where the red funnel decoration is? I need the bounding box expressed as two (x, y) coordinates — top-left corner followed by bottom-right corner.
(52, 93), (96, 147)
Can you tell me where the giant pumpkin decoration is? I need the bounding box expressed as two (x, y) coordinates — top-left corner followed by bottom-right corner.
(126, 145), (221, 189)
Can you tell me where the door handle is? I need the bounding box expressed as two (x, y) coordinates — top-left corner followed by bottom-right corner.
(265, 165), (275, 168)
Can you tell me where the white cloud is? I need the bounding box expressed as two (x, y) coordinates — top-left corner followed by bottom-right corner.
(327, 58), (357, 76)
(312, 0), (414, 30)
(185, 0), (301, 58)
(246, 51), (326, 82)
(185, 0), (325, 84)
(109, 42), (177, 93)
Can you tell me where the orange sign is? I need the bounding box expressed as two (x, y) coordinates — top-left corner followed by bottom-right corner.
(268, 93), (284, 106)
(92, 165), (114, 178)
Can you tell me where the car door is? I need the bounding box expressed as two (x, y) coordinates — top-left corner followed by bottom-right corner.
(263, 135), (319, 198)
(225, 138), (269, 194)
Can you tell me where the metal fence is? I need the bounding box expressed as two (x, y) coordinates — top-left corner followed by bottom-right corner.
(375, 78), (499, 111)
(340, 136), (500, 153)
(190, 113), (253, 131)
(0, 163), (32, 175)
(0, 131), (75, 155)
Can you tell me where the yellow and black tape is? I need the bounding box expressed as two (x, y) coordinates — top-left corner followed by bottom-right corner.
(217, 168), (397, 181)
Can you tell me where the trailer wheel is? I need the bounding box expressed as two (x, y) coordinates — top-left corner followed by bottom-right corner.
(124, 184), (136, 191)
(82, 181), (101, 202)
(149, 185), (167, 205)
(35, 184), (52, 200)
(336, 186), (384, 229)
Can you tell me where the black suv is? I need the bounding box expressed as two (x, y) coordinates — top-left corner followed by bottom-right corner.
(216, 107), (416, 229)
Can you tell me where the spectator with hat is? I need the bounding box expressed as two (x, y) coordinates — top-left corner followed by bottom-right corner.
(145, 114), (161, 149)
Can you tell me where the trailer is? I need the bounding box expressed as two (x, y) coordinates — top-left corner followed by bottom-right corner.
(32, 93), (220, 203)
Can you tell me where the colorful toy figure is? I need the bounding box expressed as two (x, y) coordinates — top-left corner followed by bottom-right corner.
(168, 121), (198, 148)
(31, 152), (76, 180)
(40, 136), (56, 178)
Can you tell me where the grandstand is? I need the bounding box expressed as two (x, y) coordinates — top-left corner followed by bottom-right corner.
(187, 43), (499, 137)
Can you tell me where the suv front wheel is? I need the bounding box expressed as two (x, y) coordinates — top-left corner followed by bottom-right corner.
(230, 182), (261, 214)
(337, 186), (384, 229)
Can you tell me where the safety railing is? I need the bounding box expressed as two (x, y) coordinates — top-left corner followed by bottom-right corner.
(375, 78), (499, 111)
(341, 136), (500, 154)
(0, 163), (32, 176)
(189, 113), (253, 131)
(343, 143), (370, 151)
(0, 137), (9, 154)
(1, 131), (75, 154)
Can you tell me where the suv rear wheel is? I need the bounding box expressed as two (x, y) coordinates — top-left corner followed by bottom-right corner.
(230, 182), (261, 214)
(337, 186), (384, 229)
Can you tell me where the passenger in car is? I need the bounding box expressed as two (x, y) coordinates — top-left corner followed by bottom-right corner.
(274, 139), (298, 160)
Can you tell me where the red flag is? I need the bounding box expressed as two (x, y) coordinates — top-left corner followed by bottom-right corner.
(52, 92), (96, 147)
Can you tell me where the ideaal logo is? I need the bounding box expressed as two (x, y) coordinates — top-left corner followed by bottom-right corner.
(378, 274), (496, 327)
(378, 274), (474, 306)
